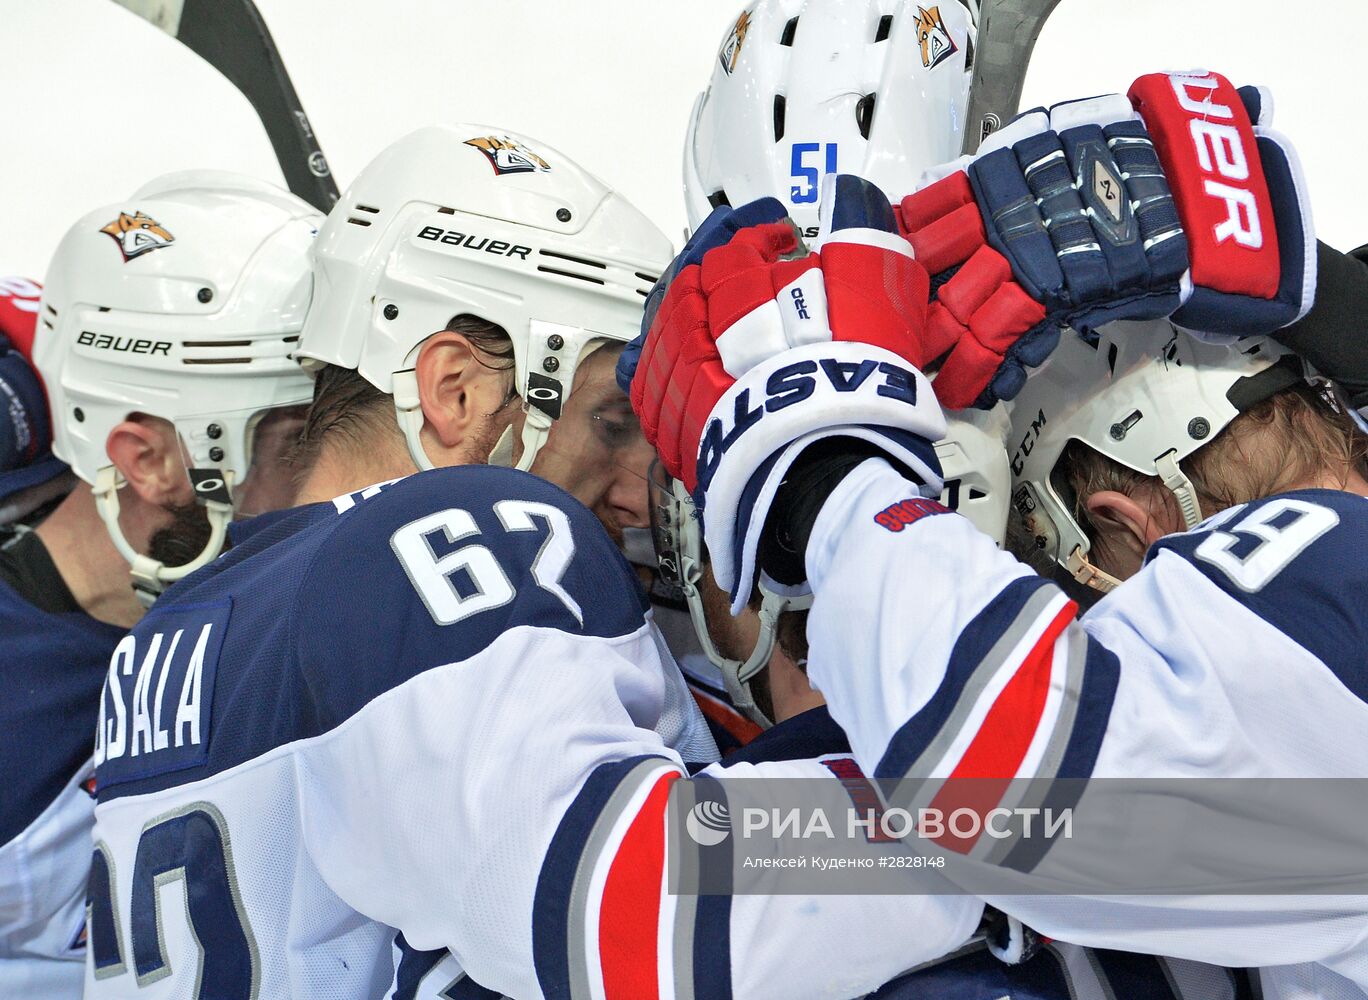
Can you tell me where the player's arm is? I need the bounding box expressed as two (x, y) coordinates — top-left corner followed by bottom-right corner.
(1272, 243), (1368, 411)
(289, 472), (979, 1000)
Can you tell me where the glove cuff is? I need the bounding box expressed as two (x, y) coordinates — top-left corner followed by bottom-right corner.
(695, 341), (946, 609)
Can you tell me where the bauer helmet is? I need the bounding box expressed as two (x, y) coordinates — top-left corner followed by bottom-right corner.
(1007, 320), (1303, 593)
(34, 170), (319, 601)
(295, 124), (673, 473)
(684, 0), (976, 237)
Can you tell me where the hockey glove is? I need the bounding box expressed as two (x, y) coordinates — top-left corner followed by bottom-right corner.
(619, 176), (946, 611)
(1127, 70), (1315, 340)
(895, 93), (1190, 409)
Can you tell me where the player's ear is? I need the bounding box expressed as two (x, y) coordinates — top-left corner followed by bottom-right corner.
(1084, 489), (1168, 570)
(106, 416), (193, 508)
(414, 331), (510, 455)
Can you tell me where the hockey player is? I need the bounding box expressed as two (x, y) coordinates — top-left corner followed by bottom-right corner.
(82, 127), (993, 1000)
(675, 0), (1011, 738)
(0, 171), (319, 997)
(622, 69), (1368, 996)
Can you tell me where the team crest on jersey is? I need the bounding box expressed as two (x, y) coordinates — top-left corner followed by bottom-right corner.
(464, 135), (552, 176)
(99, 211), (175, 261)
(718, 9), (751, 75)
(915, 5), (957, 70)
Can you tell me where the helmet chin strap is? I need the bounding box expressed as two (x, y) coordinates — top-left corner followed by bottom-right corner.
(392, 369), (436, 473)
(92, 465), (234, 608)
(679, 547), (811, 728)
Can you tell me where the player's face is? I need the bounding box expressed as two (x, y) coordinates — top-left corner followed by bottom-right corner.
(525, 345), (652, 545)
(235, 406), (308, 518)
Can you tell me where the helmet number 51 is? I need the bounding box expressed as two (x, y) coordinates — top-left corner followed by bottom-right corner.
(790, 143), (839, 204)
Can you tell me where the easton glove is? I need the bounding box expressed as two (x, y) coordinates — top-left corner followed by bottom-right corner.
(619, 177), (946, 610)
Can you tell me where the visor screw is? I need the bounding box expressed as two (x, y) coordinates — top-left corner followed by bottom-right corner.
(556, 208), (572, 223)
(546, 333), (564, 351)
(206, 423), (223, 439)
(209, 446), (224, 462)
(73, 407), (85, 423)
(543, 357), (560, 372)
(1109, 422), (1127, 441)
(1188, 417), (1211, 440)
(197, 287), (213, 304)
(1035, 535), (1048, 550)
(383, 304), (399, 321)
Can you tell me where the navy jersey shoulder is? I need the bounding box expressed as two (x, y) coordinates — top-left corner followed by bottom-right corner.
(718, 705), (850, 766)
(293, 466), (649, 729)
(1147, 488), (1368, 701)
(96, 467), (648, 802)
(0, 580), (124, 843)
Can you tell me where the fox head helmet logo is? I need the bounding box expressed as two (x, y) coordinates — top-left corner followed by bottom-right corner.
(718, 9), (752, 76)
(914, 5), (958, 70)
(99, 211), (175, 261)
(464, 136), (552, 176)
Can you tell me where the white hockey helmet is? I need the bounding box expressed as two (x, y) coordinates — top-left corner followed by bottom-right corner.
(295, 124), (673, 473)
(33, 170), (319, 600)
(1007, 321), (1302, 593)
(935, 406), (1011, 546)
(684, 0), (976, 236)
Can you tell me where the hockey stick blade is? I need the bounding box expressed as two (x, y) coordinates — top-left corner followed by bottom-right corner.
(109, 0), (339, 211)
(961, 0), (1063, 154)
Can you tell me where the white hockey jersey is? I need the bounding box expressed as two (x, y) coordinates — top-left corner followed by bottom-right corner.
(800, 457), (1368, 995)
(84, 467), (981, 1000)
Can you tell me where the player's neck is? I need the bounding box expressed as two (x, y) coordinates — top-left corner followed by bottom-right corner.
(34, 485), (144, 628)
(768, 646), (826, 724)
(293, 439), (419, 507)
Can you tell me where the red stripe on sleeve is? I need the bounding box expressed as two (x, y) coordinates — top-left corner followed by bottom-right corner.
(598, 771), (680, 1000)
(928, 601), (1077, 853)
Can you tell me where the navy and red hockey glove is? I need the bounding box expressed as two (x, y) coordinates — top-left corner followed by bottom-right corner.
(618, 177), (947, 610)
(895, 70), (1314, 408)
(0, 277), (56, 476)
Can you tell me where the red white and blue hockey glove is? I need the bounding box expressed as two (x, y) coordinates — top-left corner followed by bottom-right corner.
(1127, 70), (1315, 340)
(0, 277), (62, 488)
(618, 177), (947, 611)
(895, 93), (1190, 409)
(895, 70), (1314, 408)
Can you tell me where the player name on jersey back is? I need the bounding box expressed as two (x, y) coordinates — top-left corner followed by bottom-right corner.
(94, 600), (230, 785)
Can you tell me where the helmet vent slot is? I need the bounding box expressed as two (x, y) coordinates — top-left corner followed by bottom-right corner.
(773, 95), (787, 141)
(855, 93), (876, 139)
(45, 304), (57, 317)
(346, 217), (373, 227)
(41, 318), (54, 331)
(874, 14), (893, 42)
(635, 271), (661, 284)
(537, 265), (606, 287)
(1106, 343), (1119, 374)
(539, 249), (607, 270)
(437, 206), (456, 215)
(184, 340), (251, 348)
(355, 204), (381, 214)
(707, 191), (732, 211)
(183, 357), (252, 365)
(964, 31), (975, 71)
(98, 306), (111, 313)
(779, 16), (799, 46)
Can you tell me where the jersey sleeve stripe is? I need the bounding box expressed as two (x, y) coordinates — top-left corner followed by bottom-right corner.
(873, 577), (1063, 784)
(598, 771), (679, 1000)
(534, 756), (677, 1000)
(921, 599), (1078, 855)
